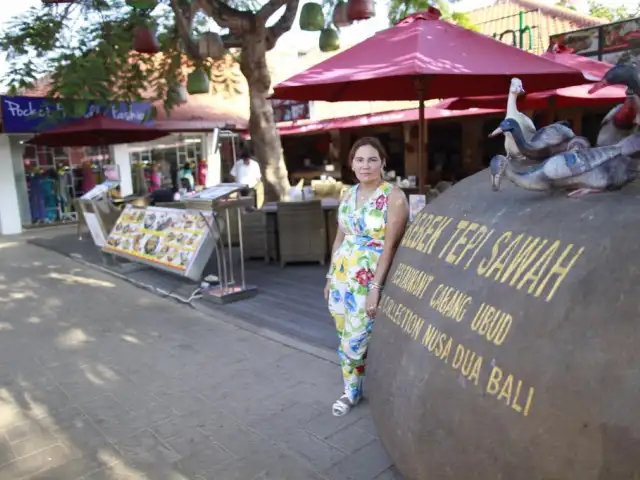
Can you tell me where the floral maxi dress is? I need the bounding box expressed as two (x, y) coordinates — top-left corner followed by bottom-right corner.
(328, 182), (391, 402)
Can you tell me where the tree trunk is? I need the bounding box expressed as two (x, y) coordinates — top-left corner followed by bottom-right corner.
(240, 33), (291, 202)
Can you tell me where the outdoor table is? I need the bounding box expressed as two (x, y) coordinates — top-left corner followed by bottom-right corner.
(261, 198), (340, 264)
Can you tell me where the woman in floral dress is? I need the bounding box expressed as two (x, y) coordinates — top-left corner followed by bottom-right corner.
(324, 137), (409, 417)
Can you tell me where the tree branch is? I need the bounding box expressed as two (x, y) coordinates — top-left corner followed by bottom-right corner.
(257, 0), (288, 24)
(168, 0), (202, 60)
(196, 0), (254, 33)
(221, 33), (243, 49)
(266, 0), (299, 45)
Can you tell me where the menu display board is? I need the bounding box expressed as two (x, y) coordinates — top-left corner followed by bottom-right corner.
(190, 183), (246, 201)
(103, 205), (216, 279)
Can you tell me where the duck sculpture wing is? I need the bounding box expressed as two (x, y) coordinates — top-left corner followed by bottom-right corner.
(540, 134), (640, 181)
(597, 98), (639, 146)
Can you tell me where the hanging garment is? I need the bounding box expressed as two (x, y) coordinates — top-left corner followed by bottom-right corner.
(327, 182), (392, 402)
(41, 176), (58, 222)
(28, 173), (46, 223)
(82, 164), (97, 194)
(197, 161), (207, 186)
(57, 170), (71, 213)
(179, 167), (195, 191)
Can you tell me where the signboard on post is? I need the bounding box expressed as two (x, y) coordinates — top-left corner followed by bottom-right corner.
(549, 16), (640, 65)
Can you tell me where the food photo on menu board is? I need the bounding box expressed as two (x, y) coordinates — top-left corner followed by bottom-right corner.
(103, 206), (212, 271)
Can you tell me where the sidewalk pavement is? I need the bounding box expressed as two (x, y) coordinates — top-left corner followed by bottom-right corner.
(0, 236), (402, 480)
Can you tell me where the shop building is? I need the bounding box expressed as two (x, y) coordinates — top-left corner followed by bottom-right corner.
(0, 94), (246, 236)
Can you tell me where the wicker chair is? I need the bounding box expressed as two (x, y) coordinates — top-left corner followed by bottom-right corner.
(241, 210), (269, 262)
(276, 200), (326, 267)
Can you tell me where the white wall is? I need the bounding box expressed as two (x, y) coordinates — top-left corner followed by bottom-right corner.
(111, 144), (133, 197)
(0, 135), (23, 235)
(9, 136), (31, 226)
(204, 130), (221, 187)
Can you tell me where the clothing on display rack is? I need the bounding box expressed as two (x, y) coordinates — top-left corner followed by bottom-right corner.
(197, 160), (207, 186)
(146, 168), (161, 193)
(82, 164), (97, 194)
(41, 175), (58, 222)
(179, 166), (195, 191)
(132, 163), (148, 195)
(28, 172), (46, 223)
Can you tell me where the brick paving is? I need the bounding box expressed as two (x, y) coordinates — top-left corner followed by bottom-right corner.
(0, 235), (402, 480)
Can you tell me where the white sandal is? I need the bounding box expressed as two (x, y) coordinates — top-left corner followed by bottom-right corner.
(332, 394), (361, 417)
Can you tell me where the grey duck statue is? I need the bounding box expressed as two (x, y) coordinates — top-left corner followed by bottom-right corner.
(489, 118), (591, 160)
(489, 133), (640, 198)
(589, 64), (640, 146)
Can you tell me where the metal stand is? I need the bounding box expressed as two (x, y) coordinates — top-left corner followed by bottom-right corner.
(203, 197), (258, 305)
(183, 185), (258, 305)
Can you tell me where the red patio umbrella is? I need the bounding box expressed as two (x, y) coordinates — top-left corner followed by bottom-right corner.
(444, 48), (626, 110)
(27, 114), (168, 147)
(271, 8), (595, 192)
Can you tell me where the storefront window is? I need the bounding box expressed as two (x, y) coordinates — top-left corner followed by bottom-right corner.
(128, 134), (205, 194)
(21, 143), (110, 226)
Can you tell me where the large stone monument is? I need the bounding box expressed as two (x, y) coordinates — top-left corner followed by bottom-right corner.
(367, 172), (640, 480)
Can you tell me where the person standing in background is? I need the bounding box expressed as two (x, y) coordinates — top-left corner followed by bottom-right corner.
(230, 146), (264, 207)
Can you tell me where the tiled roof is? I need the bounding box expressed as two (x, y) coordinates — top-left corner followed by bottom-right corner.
(467, 0), (607, 54)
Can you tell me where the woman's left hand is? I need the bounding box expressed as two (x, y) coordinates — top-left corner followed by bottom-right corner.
(365, 288), (381, 318)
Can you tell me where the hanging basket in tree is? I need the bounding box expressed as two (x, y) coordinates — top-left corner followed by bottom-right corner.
(332, 1), (352, 27)
(187, 68), (210, 95)
(319, 28), (340, 52)
(198, 32), (225, 59)
(347, 0), (375, 21)
(299, 3), (325, 31)
(132, 24), (160, 54)
(126, 0), (158, 10)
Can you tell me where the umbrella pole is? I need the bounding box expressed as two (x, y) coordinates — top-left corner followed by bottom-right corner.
(418, 88), (426, 194)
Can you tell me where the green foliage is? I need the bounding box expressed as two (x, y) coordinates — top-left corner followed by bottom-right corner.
(0, 0), (252, 115)
(587, 0), (639, 21)
(388, 0), (478, 31)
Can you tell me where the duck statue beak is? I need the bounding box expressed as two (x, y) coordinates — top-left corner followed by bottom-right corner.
(488, 127), (503, 138)
(588, 80), (608, 94)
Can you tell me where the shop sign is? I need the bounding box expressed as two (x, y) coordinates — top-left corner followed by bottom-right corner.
(549, 16), (640, 65)
(271, 99), (313, 123)
(491, 11), (534, 51)
(0, 96), (153, 134)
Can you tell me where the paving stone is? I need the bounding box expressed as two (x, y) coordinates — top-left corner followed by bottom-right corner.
(0, 242), (398, 479)
(164, 428), (232, 461)
(303, 407), (368, 440)
(114, 429), (180, 465)
(29, 455), (116, 480)
(351, 413), (379, 437)
(171, 442), (237, 479)
(0, 435), (16, 468)
(374, 466), (405, 480)
(323, 440), (393, 480)
(326, 424), (376, 453)
(0, 443), (70, 480)
(8, 421), (59, 459)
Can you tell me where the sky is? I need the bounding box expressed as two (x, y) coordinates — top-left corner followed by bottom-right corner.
(0, 0), (638, 87)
